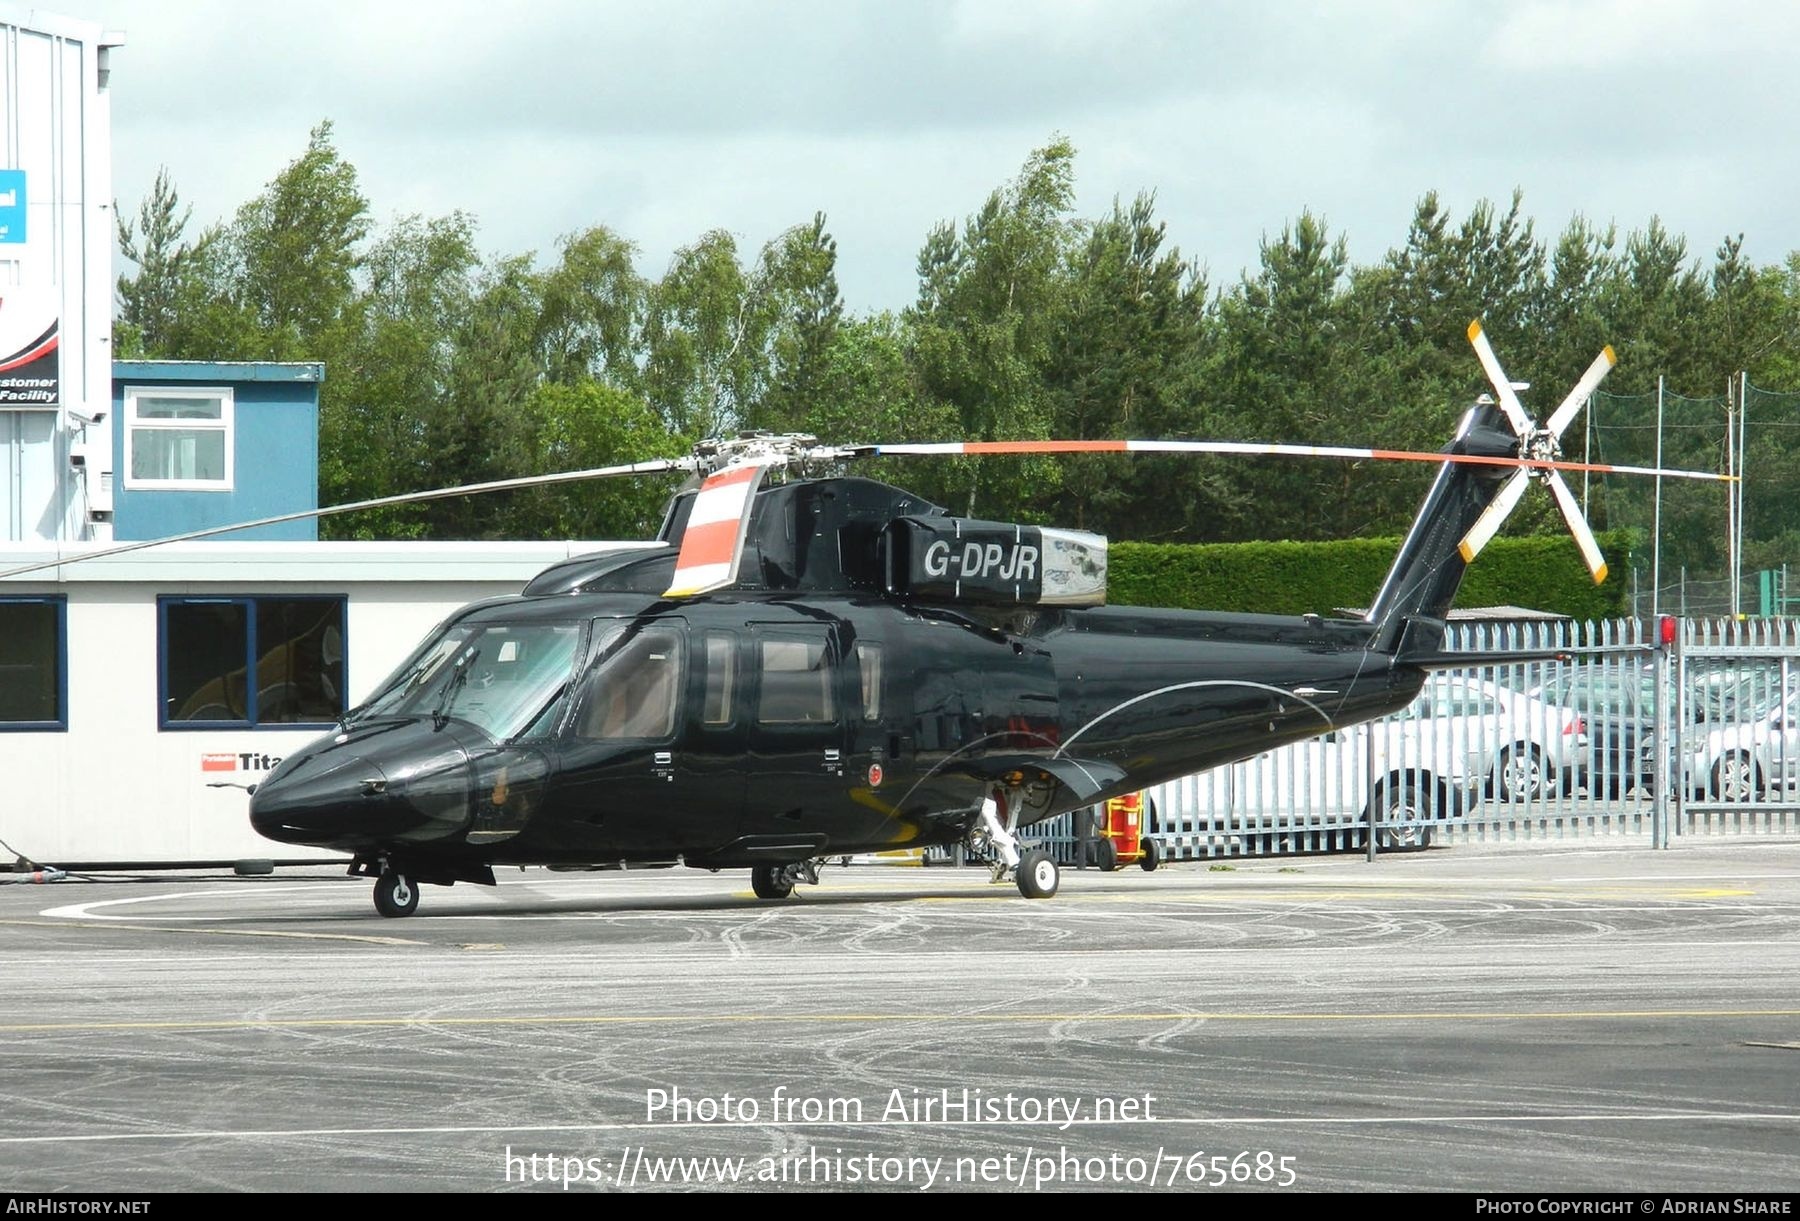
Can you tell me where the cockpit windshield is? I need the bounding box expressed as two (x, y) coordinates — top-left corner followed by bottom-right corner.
(350, 620), (583, 741)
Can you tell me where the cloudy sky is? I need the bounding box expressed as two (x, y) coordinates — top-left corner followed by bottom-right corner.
(47, 0), (1800, 312)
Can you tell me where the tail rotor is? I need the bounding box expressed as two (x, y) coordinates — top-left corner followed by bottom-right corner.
(1457, 321), (1618, 584)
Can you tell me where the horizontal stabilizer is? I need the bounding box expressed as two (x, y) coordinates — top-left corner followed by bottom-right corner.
(1397, 649), (1574, 670)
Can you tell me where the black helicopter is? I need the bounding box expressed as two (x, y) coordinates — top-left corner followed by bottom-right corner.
(233, 323), (1734, 917)
(1, 325), (1720, 916)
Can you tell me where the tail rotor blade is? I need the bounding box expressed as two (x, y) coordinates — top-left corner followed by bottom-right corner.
(1543, 344), (1619, 439)
(1457, 469), (1532, 563)
(1467, 320), (1535, 437)
(1546, 470), (1608, 584)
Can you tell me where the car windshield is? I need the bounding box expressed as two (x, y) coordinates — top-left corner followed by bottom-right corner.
(350, 620), (584, 741)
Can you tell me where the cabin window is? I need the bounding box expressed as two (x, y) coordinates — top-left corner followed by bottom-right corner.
(702, 631), (736, 726)
(855, 641), (883, 722)
(757, 636), (835, 724)
(123, 386), (233, 490)
(575, 625), (684, 741)
(0, 597), (66, 730)
(159, 596), (346, 729)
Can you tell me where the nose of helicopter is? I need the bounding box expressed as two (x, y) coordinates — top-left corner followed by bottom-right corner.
(249, 750), (391, 846)
(248, 727), (477, 852)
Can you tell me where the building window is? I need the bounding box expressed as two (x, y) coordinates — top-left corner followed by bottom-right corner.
(160, 596), (345, 729)
(0, 597), (66, 730)
(124, 386), (233, 490)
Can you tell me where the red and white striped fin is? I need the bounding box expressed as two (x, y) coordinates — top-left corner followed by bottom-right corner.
(871, 439), (1733, 483)
(663, 461), (768, 598)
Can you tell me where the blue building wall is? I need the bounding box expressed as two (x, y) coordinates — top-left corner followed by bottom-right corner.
(110, 361), (323, 542)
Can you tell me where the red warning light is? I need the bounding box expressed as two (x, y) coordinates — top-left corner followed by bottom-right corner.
(1659, 615), (1677, 646)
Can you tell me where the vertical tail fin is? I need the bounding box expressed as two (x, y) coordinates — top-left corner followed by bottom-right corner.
(1367, 403), (1517, 655)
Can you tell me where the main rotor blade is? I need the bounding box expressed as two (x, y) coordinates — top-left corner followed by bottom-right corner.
(870, 438), (1732, 482)
(1546, 469), (1609, 585)
(1457, 469), (1531, 564)
(1543, 343), (1619, 439)
(1466, 320), (1535, 437)
(664, 461), (769, 598)
(0, 456), (693, 582)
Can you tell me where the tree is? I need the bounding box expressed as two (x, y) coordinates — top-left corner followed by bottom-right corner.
(319, 211), (483, 537)
(536, 225), (647, 386)
(208, 120), (373, 361)
(501, 380), (684, 540)
(640, 229), (769, 440)
(910, 137), (1079, 516)
(115, 167), (216, 358)
(1042, 192), (1215, 536)
(1205, 211), (1355, 539)
(746, 213), (844, 434)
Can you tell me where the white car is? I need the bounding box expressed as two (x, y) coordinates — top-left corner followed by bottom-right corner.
(1393, 674), (1587, 803)
(1146, 676), (1583, 856)
(1685, 680), (1800, 801)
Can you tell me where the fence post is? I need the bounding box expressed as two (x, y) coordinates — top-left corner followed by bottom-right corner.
(1364, 719), (1378, 863)
(1654, 614), (1675, 848)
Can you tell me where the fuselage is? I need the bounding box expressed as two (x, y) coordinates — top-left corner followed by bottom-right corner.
(248, 587), (1427, 874)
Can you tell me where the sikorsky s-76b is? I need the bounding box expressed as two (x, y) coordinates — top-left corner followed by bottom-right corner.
(11, 326), (1715, 917)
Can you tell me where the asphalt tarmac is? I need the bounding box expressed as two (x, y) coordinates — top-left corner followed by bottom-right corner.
(2, 840), (1798, 1194)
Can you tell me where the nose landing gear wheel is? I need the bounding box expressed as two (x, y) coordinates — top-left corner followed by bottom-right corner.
(1016, 849), (1059, 898)
(373, 871), (418, 918)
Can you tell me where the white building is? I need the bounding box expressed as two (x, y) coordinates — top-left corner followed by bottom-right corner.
(0, 7), (120, 544)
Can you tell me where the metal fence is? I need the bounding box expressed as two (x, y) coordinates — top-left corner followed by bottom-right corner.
(1023, 617), (1800, 867)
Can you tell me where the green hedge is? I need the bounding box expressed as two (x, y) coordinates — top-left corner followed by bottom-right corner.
(1109, 530), (1635, 621)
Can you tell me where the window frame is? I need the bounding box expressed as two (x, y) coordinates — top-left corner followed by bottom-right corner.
(571, 622), (686, 745)
(0, 595), (67, 732)
(123, 384), (235, 492)
(157, 594), (347, 731)
(700, 629), (739, 728)
(754, 631), (838, 727)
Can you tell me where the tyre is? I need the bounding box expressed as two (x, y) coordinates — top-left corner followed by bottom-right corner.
(372, 871), (418, 918)
(1369, 777), (1437, 852)
(1016, 849), (1059, 898)
(1138, 838), (1161, 872)
(1095, 837), (1119, 873)
(1492, 746), (1549, 803)
(1712, 753), (1762, 803)
(750, 864), (794, 899)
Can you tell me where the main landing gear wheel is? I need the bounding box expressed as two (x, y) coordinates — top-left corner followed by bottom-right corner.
(751, 864), (794, 900)
(1016, 849), (1059, 899)
(1139, 838), (1161, 872)
(373, 871), (418, 918)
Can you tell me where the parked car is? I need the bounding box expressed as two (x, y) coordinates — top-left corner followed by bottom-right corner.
(1399, 674), (1585, 803)
(1148, 675), (1562, 856)
(1531, 667), (1655, 798)
(1532, 660), (1788, 799)
(1685, 674), (1800, 801)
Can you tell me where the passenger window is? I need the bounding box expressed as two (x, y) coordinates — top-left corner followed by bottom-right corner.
(703, 632), (736, 726)
(576, 626), (683, 741)
(758, 637), (835, 724)
(856, 642), (883, 722)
